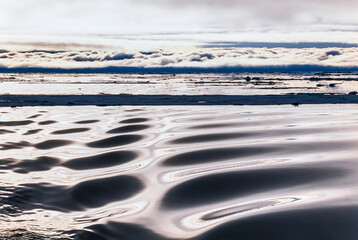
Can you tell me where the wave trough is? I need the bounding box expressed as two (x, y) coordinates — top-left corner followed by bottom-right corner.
(0, 105), (358, 239)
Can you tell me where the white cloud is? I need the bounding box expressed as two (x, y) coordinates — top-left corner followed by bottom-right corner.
(1, 47), (357, 70)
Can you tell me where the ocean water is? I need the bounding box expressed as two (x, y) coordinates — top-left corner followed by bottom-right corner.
(1, 104), (358, 239)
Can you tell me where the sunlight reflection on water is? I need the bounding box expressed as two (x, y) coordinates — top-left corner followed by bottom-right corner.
(1, 105), (358, 239)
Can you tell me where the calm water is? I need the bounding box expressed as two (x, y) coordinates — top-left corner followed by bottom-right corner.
(1, 105), (358, 239)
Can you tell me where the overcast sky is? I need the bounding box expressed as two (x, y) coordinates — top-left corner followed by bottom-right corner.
(1, 0), (358, 35)
(0, 0), (357, 70)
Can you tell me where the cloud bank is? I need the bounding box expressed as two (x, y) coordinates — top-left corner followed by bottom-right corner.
(0, 1), (357, 72)
(0, 44), (358, 72)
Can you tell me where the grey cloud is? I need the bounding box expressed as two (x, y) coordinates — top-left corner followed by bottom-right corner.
(199, 53), (215, 59)
(319, 50), (342, 61)
(150, 54), (162, 58)
(140, 51), (159, 56)
(189, 53), (215, 62)
(160, 59), (175, 65)
(72, 56), (101, 62)
(103, 53), (134, 61)
(18, 50), (66, 54)
(326, 50), (341, 56)
(190, 57), (203, 62)
(70, 52), (135, 62)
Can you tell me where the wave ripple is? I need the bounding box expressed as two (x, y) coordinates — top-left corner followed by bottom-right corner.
(0, 105), (358, 239)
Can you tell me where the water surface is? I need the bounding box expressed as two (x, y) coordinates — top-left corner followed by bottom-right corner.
(1, 105), (358, 239)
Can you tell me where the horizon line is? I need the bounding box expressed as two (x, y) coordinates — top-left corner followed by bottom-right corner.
(2, 94), (358, 107)
(1, 65), (358, 74)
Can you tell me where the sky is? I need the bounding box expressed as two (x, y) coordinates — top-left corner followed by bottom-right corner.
(0, 0), (358, 71)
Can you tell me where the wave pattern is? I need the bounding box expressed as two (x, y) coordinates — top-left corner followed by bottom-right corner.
(1, 105), (358, 239)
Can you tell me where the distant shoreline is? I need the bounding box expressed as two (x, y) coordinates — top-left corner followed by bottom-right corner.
(1, 65), (358, 74)
(2, 94), (358, 107)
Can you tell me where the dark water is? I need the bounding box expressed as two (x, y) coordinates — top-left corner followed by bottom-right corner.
(1, 105), (358, 239)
